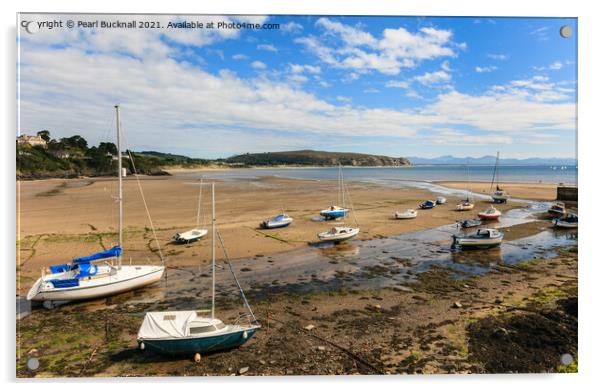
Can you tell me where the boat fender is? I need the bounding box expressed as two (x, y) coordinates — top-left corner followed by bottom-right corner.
(243, 331), (248, 339)
(139, 342), (145, 350)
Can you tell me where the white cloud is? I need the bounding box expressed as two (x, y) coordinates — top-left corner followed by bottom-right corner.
(533, 61), (564, 71)
(250, 60), (267, 69)
(289, 64), (321, 74)
(295, 18), (458, 76)
(232, 54), (248, 60)
(475, 65), (497, 73)
(257, 44), (278, 52)
(487, 53), (508, 61)
(385, 80), (410, 89)
(414, 70), (451, 85)
(281, 21), (303, 34)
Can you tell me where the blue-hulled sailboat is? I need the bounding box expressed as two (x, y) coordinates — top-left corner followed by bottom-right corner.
(320, 165), (349, 220)
(137, 182), (260, 356)
(261, 213), (293, 229)
(27, 105), (165, 303)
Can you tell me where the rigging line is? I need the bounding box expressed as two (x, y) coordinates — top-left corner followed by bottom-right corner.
(123, 148), (166, 265)
(216, 229), (258, 324)
(343, 181), (360, 228)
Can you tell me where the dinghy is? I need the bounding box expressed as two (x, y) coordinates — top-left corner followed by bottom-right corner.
(452, 228), (504, 249)
(460, 219), (482, 228)
(27, 106), (165, 303)
(394, 209), (417, 219)
(261, 213), (293, 229)
(419, 200), (436, 209)
(456, 199), (475, 211)
(554, 213), (577, 228)
(436, 197), (447, 205)
(138, 182), (260, 356)
(490, 152), (509, 203)
(174, 179), (208, 244)
(478, 206), (502, 220)
(319, 165), (349, 220)
(318, 225), (360, 243)
(548, 202), (566, 218)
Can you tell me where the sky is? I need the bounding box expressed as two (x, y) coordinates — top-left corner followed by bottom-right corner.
(17, 14), (577, 159)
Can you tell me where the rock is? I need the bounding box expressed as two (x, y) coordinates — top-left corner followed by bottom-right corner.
(28, 348), (38, 355)
(238, 367), (249, 375)
(495, 298), (503, 304)
(194, 353), (201, 363)
(269, 360), (277, 365)
(462, 284), (470, 289)
(259, 359), (266, 365)
(317, 346), (326, 351)
(304, 324), (315, 331)
(453, 301), (463, 308)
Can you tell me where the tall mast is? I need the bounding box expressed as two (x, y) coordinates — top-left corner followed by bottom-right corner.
(211, 182), (216, 319)
(196, 178), (203, 227)
(115, 105), (123, 268)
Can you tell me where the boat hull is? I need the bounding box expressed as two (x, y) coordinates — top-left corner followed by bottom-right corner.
(554, 221), (577, 228)
(261, 219), (293, 229)
(139, 327), (258, 355)
(452, 237), (502, 249)
(320, 210), (348, 220)
(27, 265), (164, 302)
(318, 228), (360, 243)
(491, 196), (508, 204)
(456, 204), (474, 211)
(478, 213), (501, 220)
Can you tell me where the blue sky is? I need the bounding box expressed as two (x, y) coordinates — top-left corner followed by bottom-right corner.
(18, 15), (577, 159)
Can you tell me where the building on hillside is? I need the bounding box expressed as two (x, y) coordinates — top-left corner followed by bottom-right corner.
(17, 134), (47, 147)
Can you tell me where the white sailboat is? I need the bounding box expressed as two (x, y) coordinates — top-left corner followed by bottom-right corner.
(173, 179), (208, 243)
(456, 164), (475, 211)
(490, 152), (509, 203)
(137, 183), (260, 356)
(319, 165), (350, 220)
(27, 105), (165, 303)
(318, 166), (360, 243)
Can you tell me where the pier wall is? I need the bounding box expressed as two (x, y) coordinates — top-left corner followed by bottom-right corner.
(557, 186), (578, 202)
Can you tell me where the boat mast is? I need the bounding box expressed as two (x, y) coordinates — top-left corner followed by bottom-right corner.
(490, 151), (499, 192)
(211, 182), (216, 319)
(115, 105), (123, 268)
(196, 178), (203, 227)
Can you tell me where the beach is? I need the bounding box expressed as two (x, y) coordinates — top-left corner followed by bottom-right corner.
(437, 181), (559, 201)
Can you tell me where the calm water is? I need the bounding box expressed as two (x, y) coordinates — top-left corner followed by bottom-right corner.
(178, 165), (577, 185)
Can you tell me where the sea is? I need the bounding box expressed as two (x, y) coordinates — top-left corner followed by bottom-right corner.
(178, 165), (577, 186)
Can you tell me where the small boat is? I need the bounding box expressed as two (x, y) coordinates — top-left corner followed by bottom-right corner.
(318, 225), (360, 243)
(436, 197), (447, 205)
(320, 205), (349, 220)
(452, 228), (504, 249)
(261, 213), (293, 229)
(394, 209), (417, 219)
(174, 179), (208, 244)
(456, 199), (475, 211)
(420, 200), (436, 209)
(554, 213), (577, 228)
(138, 183), (260, 357)
(27, 105), (165, 303)
(548, 202), (566, 218)
(490, 152), (509, 203)
(174, 229), (208, 244)
(460, 219), (482, 228)
(478, 206), (502, 220)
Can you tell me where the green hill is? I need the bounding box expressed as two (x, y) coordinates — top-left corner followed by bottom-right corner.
(225, 150), (411, 167)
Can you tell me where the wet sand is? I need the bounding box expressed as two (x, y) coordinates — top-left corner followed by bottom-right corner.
(436, 181), (558, 201)
(17, 175), (527, 294)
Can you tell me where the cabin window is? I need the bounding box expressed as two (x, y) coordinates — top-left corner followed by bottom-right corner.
(215, 321), (226, 330)
(190, 325), (216, 334)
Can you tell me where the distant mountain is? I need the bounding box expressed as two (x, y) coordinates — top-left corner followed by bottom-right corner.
(408, 155), (577, 166)
(225, 150), (411, 167)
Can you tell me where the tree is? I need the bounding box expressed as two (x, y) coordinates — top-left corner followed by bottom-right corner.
(37, 130), (51, 142)
(59, 135), (88, 150)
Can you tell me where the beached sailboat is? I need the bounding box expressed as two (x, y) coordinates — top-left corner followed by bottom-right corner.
(452, 228), (504, 249)
(456, 165), (475, 211)
(173, 179), (208, 244)
(318, 166), (360, 243)
(27, 105), (165, 303)
(436, 197), (447, 205)
(554, 213), (578, 228)
(320, 165), (349, 220)
(419, 200), (436, 209)
(490, 152), (509, 203)
(478, 206), (502, 220)
(137, 182), (260, 356)
(460, 219), (482, 229)
(261, 212), (293, 229)
(547, 202), (566, 218)
(394, 209), (418, 219)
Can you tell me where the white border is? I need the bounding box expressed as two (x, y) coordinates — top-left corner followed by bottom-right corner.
(3, 0), (600, 389)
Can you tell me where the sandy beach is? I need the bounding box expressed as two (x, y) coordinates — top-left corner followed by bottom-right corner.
(16, 173), (531, 294)
(436, 181), (558, 201)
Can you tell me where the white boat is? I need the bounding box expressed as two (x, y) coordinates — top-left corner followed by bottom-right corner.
(456, 199), (474, 211)
(261, 213), (293, 229)
(452, 228), (504, 249)
(138, 182), (260, 356)
(319, 165), (349, 220)
(174, 179), (208, 243)
(548, 202), (566, 218)
(318, 225), (360, 243)
(27, 105), (165, 303)
(554, 213), (578, 228)
(436, 197), (447, 205)
(394, 209), (417, 219)
(478, 206), (502, 220)
(490, 152), (509, 203)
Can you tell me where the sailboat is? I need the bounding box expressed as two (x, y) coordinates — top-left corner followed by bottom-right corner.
(490, 152), (509, 203)
(319, 165), (349, 220)
(137, 183), (260, 355)
(27, 105), (165, 303)
(173, 179), (208, 243)
(452, 228), (504, 249)
(318, 166), (360, 243)
(456, 164), (475, 211)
